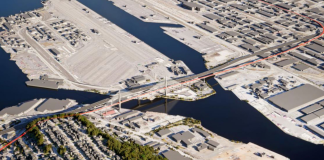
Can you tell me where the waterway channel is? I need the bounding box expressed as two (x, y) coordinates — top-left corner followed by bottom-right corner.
(1, 0), (324, 159)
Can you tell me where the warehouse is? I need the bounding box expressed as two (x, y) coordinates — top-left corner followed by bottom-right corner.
(301, 104), (323, 114)
(203, 14), (221, 20)
(276, 3), (294, 10)
(36, 98), (71, 112)
(268, 84), (324, 113)
(0, 99), (42, 118)
(217, 71), (238, 80)
(314, 108), (324, 118)
(305, 44), (324, 53)
(197, 23), (217, 33)
(243, 39), (257, 45)
(301, 113), (319, 124)
(181, 1), (205, 11)
(162, 150), (190, 160)
(289, 52), (309, 61)
(256, 10), (274, 18)
(274, 59), (297, 67)
(26, 79), (59, 90)
(157, 129), (171, 137)
(292, 63), (309, 71)
(307, 125), (324, 138)
(240, 43), (260, 53)
(306, 58), (320, 66)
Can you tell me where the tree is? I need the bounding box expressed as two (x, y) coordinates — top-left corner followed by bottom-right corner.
(58, 145), (66, 155)
(44, 144), (52, 154)
(37, 135), (44, 146)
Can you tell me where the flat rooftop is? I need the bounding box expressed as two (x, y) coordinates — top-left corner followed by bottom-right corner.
(162, 150), (190, 160)
(36, 98), (71, 112)
(0, 99), (41, 117)
(268, 84), (324, 113)
(301, 104), (322, 114)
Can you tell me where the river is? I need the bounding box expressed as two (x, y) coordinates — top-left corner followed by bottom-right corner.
(1, 0), (324, 159)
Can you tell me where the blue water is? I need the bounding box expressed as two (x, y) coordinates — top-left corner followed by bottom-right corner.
(1, 0), (324, 159)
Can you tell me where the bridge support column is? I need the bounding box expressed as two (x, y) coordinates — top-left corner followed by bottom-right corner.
(138, 99), (141, 105)
(165, 98), (168, 113)
(165, 76), (167, 96)
(118, 90), (121, 111)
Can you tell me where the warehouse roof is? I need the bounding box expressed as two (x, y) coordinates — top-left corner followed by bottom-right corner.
(182, 1), (204, 9)
(276, 3), (294, 10)
(289, 52), (309, 61)
(26, 79), (59, 89)
(274, 59), (297, 67)
(306, 44), (324, 53)
(300, 113), (318, 123)
(218, 71), (238, 79)
(292, 63), (310, 71)
(314, 108), (324, 118)
(0, 99), (41, 117)
(162, 150), (190, 160)
(36, 98), (71, 112)
(268, 84), (324, 113)
(301, 104), (323, 114)
(197, 23), (217, 33)
(206, 140), (219, 148)
(157, 129), (171, 137)
(203, 14), (221, 20)
(172, 131), (195, 142)
(192, 128), (210, 137)
(307, 125), (324, 138)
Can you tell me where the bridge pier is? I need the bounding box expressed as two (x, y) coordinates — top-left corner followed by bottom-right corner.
(165, 76), (167, 96)
(165, 98), (168, 113)
(118, 90), (121, 111)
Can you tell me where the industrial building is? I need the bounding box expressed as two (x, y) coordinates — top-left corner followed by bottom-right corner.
(36, 98), (72, 112)
(157, 129), (171, 137)
(25, 79), (59, 90)
(162, 150), (190, 160)
(171, 131), (195, 148)
(307, 125), (324, 138)
(292, 63), (309, 71)
(0, 99), (43, 118)
(217, 71), (238, 80)
(180, 1), (205, 11)
(300, 104), (323, 114)
(268, 84), (324, 113)
(274, 59), (297, 67)
(196, 23), (217, 33)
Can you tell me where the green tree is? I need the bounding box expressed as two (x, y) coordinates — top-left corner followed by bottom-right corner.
(58, 145), (66, 155)
(44, 144), (52, 154)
